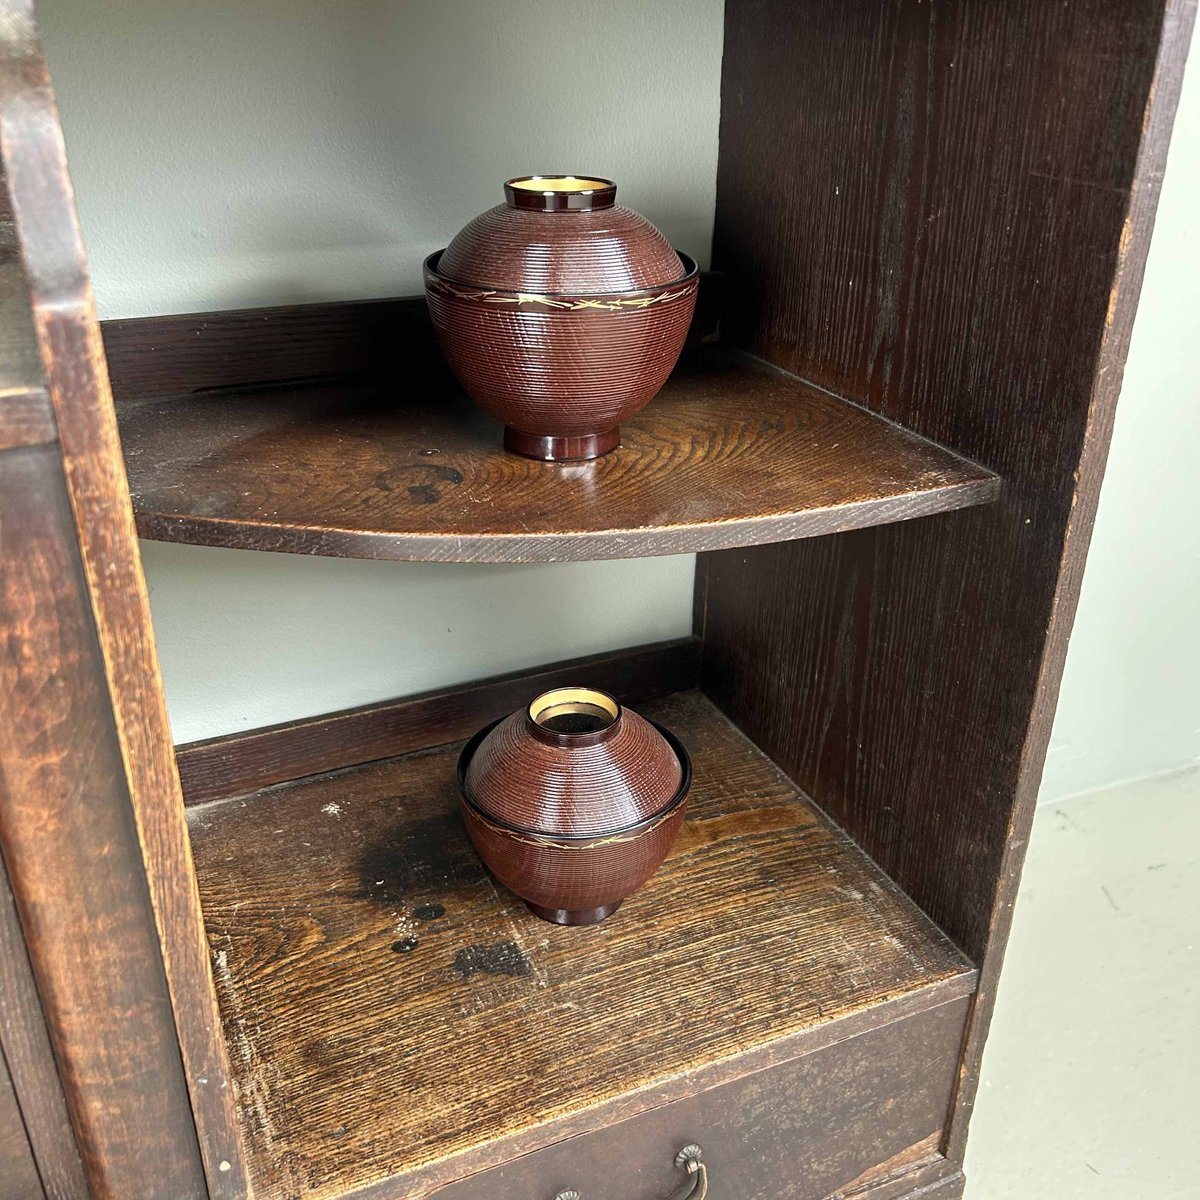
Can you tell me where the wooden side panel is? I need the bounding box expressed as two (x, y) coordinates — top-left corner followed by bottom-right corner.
(0, 446), (206, 1198)
(430, 998), (969, 1200)
(705, 0), (1195, 1162)
(0, 853), (89, 1199)
(0, 3), (247, 1193)
(0, 1046), (44, 1200)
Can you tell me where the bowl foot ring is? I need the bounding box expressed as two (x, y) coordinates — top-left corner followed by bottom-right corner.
(527, 900), (623, 925)
(504, 426), (620, 462)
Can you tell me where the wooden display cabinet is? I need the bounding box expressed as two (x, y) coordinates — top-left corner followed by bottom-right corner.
(0, 1), (1193, 1197)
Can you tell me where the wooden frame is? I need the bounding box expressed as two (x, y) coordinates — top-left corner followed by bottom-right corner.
(0, 0), (1193, 1197)
(0, 5), (242, 1195)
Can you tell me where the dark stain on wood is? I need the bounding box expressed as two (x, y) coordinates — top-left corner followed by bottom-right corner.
(357, 812), (486, 906)
(452, 943), (533, 981)
(391, 938), (420, 955)
(414, 903), (446, 922)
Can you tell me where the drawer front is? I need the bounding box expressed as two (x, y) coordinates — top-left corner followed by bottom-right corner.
(432, 996), (968, 1200)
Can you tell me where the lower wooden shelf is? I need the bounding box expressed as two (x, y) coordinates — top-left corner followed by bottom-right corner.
(186, 690), (976, 1200)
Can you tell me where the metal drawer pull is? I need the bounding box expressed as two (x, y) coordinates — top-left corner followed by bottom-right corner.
(555, 1144), (707, 1200)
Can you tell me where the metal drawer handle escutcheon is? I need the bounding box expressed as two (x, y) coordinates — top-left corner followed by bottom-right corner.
(554, 1144), (707, 1200)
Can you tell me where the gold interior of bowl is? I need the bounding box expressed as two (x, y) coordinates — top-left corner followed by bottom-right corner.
(509, 175), (609, 194)
(529, 687), (619, 734)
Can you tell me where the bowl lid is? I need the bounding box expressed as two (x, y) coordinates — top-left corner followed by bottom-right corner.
(436, 177), (686, 294)
(461, 688), (685, 837)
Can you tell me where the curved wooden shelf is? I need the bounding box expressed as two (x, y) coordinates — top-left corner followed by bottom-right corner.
(117, 349), (997, 564)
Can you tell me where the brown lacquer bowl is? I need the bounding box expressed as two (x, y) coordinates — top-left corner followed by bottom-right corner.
(424, 175), (698, 462)
(457, 687), (691, 925)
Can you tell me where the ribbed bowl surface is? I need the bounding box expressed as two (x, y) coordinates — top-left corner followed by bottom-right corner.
(423, 255), (697, 440)
(438, 203), (685, 294)
(459, 800), (688, 912)
(464, 706), (682, 836)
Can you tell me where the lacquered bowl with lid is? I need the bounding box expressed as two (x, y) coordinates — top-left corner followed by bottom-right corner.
(457, 687), (691, 925)
(424, 175), (698, 462)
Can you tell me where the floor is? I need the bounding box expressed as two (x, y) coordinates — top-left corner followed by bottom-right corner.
(963, 766), (1200, 1198)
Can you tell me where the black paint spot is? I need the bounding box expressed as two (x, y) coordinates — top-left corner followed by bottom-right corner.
(453, 941), (533, 981)
(356, 813), (484, 906)
(413, 903), (445, 921)
(329, 1126), (349, 1140)
(392, 937), (419, 954)
(427, 464), (464, 484)
(408, 483), (439, 504)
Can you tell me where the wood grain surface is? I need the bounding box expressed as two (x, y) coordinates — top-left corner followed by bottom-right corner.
(0, 5), (246, 1194)
(430, 998), (969, 1200)
(0, 1048), (44, 1200)
(104, 295), (429, 409)
(116, 347), (997, 563)
(706, 0), (1195, 1167)
(187, 691), (975, 1200)
(0, 190), (44, 399)
(938, 0), (1198, 1159)
(902, 1174), (966, 1200)
(0, 446), (208, 1199)
(838, 1141), (962, 1200)
(0, 858), (89, 1199)
(0, 202), (55, 450)
(176, 637), (701, 806)
(0, 386), (54, 450)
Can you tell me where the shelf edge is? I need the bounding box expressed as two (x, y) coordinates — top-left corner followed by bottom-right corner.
(138, 472), (999, 565)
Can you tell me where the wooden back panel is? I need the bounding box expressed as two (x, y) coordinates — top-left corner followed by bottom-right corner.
(0, 3), (244, 1195)
(703, 0), (1195, 1158)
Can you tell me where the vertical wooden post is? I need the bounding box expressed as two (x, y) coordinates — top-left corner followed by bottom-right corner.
(0, 3), (246, 1196)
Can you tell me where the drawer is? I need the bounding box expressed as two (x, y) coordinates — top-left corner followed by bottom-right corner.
(431, 996), (969, 1200)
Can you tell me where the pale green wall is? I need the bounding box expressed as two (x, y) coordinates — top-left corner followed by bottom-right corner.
(40, 0), (722, 742)
(42, 0), (721, 317)
(40, 2), (1197, 789)
(1039, 19), (1200, 802)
